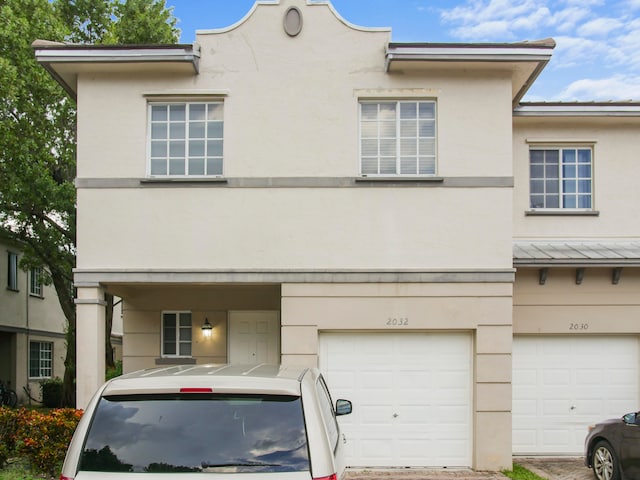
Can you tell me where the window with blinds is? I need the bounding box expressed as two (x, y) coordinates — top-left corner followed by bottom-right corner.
(360, 100), (437, 176)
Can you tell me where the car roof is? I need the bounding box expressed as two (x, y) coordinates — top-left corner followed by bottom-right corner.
(101, 364), (312, 396)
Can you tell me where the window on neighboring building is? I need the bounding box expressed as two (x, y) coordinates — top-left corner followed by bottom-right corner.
(30, 267), (43, 297)
(29, 341), (53, 378)
(7, 251), (18, 291)
(149, 102), (224, 177)
(529, 147), (593, 209)
(360, 100), (437, 176)
(162, 311), (192, 357)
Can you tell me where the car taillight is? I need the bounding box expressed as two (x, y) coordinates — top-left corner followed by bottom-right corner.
(313, 474), (337, 480)
(60, 476), (73, 480)
(179, 387), (213, 393)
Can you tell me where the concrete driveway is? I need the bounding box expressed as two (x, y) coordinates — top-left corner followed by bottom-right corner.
(345, 457), (591, 480)
(516, 457), (592, 480)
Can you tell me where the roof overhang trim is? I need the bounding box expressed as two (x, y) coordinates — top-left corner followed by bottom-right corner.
(385, 41), (554, 107)
(33, 42), (200, 99)
(515, 103), (640, 117)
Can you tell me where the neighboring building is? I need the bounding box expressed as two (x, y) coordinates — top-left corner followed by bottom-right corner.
(0, 232), (123, 405)
(0, 233), (67, 404)
(34, 0), (640, 471)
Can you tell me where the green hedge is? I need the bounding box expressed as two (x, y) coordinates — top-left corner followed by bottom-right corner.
(0, 407), (83, 476)
(40, 377), (64, 408)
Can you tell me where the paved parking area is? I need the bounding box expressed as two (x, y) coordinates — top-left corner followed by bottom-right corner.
(345, 457), (591, 480)
(516, 457), (592, 480)
(346, 469), (507, 479)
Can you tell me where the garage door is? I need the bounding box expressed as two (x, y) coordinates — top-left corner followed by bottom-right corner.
(319, 332), (472, 468)
(513, 336), (639, 455)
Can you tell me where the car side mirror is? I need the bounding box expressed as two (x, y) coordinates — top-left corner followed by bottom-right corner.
(335, 399), (352, 416)
(623, 412), (638, 425)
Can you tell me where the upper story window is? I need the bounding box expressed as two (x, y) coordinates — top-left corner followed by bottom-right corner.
(529, 147), (592, 210)
(7, 251), (18, 291)
(149, 102), (223, 177)
(162, 311), (192, 357)
(360, 100), (436, 176)
(30, 267), (43, 297)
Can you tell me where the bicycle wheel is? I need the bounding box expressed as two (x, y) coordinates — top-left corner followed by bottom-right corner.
(3, 389), (17, 408)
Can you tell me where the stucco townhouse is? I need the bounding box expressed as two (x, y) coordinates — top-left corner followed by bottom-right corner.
(33, 0), (640, 471)
(1, 231), (68, 404)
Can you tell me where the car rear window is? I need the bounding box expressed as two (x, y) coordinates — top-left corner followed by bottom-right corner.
(79, 393), (310, 473)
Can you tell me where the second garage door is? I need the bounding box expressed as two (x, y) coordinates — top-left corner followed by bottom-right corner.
(513, 335), (639, 455)
(319, 332), (472, 468)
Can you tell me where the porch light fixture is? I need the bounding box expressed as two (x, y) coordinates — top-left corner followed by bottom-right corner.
(201, 318), (213, 337)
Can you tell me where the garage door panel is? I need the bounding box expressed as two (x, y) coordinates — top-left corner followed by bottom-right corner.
(513, 336), (639, 455)
(320, 332), (472, 467)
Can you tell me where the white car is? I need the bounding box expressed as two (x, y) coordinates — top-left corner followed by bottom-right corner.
(60, 364), (352, 480)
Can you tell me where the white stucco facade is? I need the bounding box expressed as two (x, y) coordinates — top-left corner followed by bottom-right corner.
(35, 0), (640, 472)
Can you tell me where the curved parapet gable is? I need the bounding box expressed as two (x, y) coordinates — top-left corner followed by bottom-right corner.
(195, 0), (391, 36)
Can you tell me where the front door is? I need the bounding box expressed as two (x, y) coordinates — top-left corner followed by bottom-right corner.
(228, 311), (280, 364)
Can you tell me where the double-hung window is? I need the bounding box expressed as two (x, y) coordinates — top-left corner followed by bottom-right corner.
(30, 267), (43, 297)
(360, 100), (437, 176)
(29, 341), (53, 378)
(149, 102), (223, 177)
(529, 146), (593, 209)
(7, 252), (18, 291)
(162, 311), (192, 357)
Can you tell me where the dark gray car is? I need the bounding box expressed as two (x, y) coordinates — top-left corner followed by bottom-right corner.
(585, 412), (640, 480)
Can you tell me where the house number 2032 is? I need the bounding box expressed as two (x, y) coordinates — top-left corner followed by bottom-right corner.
(386, 317), (409, 327)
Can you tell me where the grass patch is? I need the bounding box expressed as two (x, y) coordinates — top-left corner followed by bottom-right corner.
(0, 459), (50, 480)
(502, 463), (549, 480)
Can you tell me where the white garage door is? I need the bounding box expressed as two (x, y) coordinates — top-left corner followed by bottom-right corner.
(513, 336), (639, 455)
(319, 332), (472, 468)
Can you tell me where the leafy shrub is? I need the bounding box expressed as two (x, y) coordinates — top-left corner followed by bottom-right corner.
(40, 377), (64, 408)
(0, 406), (20, 466)
(106, 360), (123, 380)
(0, 407), (83, 476)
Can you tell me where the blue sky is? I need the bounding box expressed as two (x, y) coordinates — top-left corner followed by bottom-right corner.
(166, 0), (640, 102)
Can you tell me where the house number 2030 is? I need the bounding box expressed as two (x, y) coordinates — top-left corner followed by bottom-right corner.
(387, 317), (409, 326)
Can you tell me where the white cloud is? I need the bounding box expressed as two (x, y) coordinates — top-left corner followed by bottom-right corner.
(577, 17), (624, 36)
(555, 75), (640, 100)
(441, 0), (554, 40)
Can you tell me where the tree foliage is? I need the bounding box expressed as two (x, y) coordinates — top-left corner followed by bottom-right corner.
(0, 0), (179, 407)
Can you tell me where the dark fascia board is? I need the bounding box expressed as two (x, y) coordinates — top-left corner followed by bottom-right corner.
(385, 39), (555, 107)
(33, 41), (200, 100)
(515, 102), (640, 117)
(514, 259), (640, 267)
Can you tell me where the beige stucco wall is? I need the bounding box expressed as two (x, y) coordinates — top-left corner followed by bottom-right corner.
(513, 116), (640, 239)
(74, 0), (514, 273)
(514, 268), (640, 334)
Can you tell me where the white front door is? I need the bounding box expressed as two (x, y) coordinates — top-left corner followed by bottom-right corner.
(319, 332), (472, 468)
(513, 335), (640, 455)
(228, 311), (280, 364)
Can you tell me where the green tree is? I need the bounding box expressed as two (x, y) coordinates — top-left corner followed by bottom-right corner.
(0, 0), (179, 407)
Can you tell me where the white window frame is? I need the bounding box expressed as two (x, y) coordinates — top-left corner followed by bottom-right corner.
(7, 251), (18, 291)
(359, 100), (437, 177)
(29, 341), (53, 379)
(161, 311), (192, 358)
(147, 101), (224, 178)
(30, 267), (43, 297)
(529, 145), (593, 210)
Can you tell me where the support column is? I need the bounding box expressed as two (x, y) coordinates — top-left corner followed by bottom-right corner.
(475, 324), (513, 471)
(75, 285), (106, 409)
